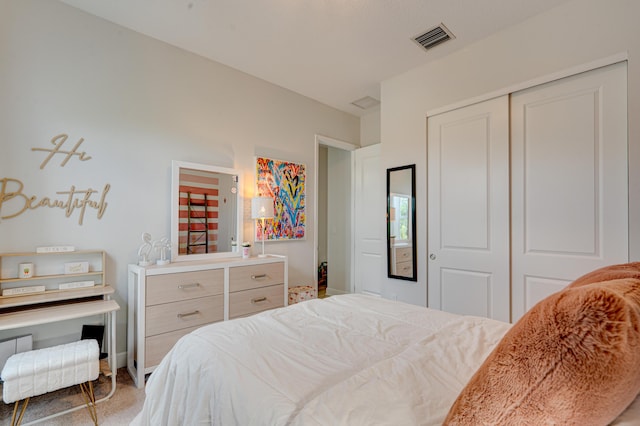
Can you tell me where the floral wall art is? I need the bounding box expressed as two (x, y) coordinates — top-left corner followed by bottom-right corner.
(256, 157), (306, 241)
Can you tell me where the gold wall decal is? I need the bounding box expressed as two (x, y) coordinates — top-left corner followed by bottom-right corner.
(0, 178), (110, 225)
(31, 133), (92, 169)
(1, 133), (109, 225)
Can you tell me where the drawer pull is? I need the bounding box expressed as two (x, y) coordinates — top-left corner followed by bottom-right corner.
(251, 297), (267, 304)
(251, 274), (267, 280)
(177, 310), (200, 319)
(178, 283), (200, 289)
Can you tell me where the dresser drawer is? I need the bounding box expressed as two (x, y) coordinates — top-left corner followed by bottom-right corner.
(395, 261), (413, 276)
(144, 325), (202, 368)
(229, 284), (284, 319)
(395, 246), (412, 261)
(146, 295), (224, 336)
(229, 263), (284, 292)
(146, 269), (224, 306)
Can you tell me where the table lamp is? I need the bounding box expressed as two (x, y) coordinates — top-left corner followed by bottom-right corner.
(251, 196), (275, 257)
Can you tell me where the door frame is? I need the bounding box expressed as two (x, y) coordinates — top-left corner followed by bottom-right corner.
(313, 134), (358, 292)
(426, 53), (627, 118)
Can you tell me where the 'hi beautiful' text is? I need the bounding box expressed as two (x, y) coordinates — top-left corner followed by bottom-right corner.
(0, 178), (110, 225)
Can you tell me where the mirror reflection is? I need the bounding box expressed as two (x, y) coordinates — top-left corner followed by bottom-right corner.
(387, 164), (417, 281)
(389, 193), (411, 245)
(171, 160), (243, 262)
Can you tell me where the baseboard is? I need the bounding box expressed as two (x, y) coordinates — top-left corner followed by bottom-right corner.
(326, 287), (349, 296)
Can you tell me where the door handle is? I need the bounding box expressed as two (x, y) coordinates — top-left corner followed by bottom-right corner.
(429, 253), (436, 260)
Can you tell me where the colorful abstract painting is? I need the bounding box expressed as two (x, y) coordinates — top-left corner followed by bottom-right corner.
(256, 157), (306, 241)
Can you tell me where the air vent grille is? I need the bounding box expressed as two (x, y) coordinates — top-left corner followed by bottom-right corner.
(413, 24), (454, 51)
(351, 96), (380, 110)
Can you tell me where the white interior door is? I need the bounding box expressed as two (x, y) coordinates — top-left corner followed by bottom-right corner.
(427, 96), (510, 322)
(354, 144), (383, 296)
(511, 62), (628, 321)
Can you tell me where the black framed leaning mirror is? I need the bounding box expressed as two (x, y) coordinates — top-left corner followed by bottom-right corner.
(387, 164), (417, 281)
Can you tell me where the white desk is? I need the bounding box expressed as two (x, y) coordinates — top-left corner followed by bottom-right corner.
(0, 286), (119, 425)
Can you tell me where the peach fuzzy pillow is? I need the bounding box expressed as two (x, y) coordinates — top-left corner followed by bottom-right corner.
(444, 277), (640, 425)
(568, 262), (640, 289)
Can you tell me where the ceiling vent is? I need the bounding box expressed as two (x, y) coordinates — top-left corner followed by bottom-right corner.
(351, 96), (380, 110)
(413, 23), (455, 51)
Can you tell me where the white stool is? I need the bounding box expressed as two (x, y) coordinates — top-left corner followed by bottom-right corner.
(1, 339), (100, 426)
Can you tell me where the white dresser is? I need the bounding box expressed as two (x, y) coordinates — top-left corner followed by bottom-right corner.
(127, 255), (287, 388)
(393, 245), (413, 278)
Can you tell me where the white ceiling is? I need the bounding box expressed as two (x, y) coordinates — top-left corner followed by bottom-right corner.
(60, 0), (571, 117)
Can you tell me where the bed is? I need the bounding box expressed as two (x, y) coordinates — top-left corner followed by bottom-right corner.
(132, 289), (640, 425)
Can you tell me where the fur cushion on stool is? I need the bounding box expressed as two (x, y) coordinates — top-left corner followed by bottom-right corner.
(444, 271), (640, 425)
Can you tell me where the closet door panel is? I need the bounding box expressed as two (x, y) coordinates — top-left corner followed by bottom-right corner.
(440, 118), (490, 249)
(511, 62), (628, 321)
(523, 91), (597, 254)
(427, 95), (510, 322)
(523, 276), (570, 311)
(440, 268), (492, 318)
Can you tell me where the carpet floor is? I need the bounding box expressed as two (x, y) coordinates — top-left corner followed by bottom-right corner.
(0, 367), (145, 425)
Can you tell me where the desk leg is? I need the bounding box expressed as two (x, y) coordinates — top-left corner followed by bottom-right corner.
(102, 309), (117, 399)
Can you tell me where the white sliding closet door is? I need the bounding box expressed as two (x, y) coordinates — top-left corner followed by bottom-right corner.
(427, 96), (510, 322)
(511, 62), (628, 321)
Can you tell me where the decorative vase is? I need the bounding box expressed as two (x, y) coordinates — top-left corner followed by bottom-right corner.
(18, 263), (34, 279)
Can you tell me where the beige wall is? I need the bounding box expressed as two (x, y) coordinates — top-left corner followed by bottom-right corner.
(360, 107), (381, 146)
(380, 0), (640, 306)
(0, 0), (359, 363)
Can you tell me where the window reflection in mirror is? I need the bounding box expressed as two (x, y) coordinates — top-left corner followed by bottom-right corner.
(387, 164), (417, 281)
(389, 193), (411, 244)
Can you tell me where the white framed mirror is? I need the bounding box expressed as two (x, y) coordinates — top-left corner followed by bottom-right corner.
(171, 160), (243, 262)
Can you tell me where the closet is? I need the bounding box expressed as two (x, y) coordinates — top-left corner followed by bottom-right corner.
(427, 62), (628, 323)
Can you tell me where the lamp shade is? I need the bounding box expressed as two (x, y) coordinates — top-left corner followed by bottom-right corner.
(251, 196), (275, 219)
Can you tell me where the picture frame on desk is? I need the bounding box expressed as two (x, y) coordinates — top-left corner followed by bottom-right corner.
(35, 246), (75, 253)
(64, 261), (89, 274)
(2, 286), (46, 297)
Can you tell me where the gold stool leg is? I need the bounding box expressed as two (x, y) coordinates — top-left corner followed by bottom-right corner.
(79, 381), (99, 425)
(11, 397), (30, 426)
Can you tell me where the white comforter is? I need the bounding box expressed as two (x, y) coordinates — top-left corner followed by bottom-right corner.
(131, 294), (640, 426)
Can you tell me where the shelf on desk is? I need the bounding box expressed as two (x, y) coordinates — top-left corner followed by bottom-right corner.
(0, 271), (103, 284)
(0, 285), (115, 310)
(0, 298), (120, 331)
